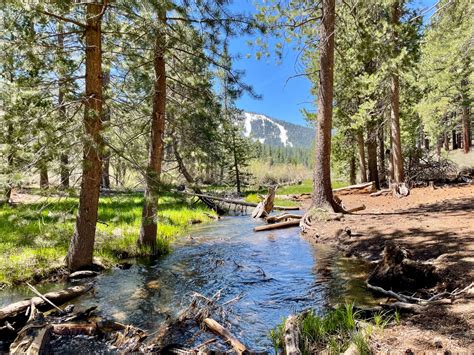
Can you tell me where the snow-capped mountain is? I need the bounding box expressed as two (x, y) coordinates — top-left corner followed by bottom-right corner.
(241, 112), (314, 148)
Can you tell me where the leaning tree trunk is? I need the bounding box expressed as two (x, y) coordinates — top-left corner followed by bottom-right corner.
(310, 0), (338, 211)
(67, 3), (105, 271)
(58, 23), (70, 189)
(356, 130), (367, 183)
(390, 1), (405, 183)
(367, 123), (379, 189)
(138, 23), (166, 253)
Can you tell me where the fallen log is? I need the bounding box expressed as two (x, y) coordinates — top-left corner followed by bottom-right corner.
(346, 204), (366, 213)
(333, 182), (376, 195)
(284, 315), (301, 355)
(0, 283), (93, 335)
(370, 188), (391, 197)
(254, 219), (301, 232)
(203, 318), (247, 354)
(265, 213), (302, 224)
(180, 191), (298, 211)
(252, 186), (276, 219)
(52, 323), (97, 336)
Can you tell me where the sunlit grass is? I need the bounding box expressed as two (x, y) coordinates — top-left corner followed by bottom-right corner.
(0, 193), (215, 286)
(269, 303), (394, 354)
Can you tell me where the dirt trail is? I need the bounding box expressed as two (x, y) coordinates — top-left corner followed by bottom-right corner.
(301, 184), (474, 353)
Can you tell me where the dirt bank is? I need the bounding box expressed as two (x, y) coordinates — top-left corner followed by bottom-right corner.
(301, 184), (474, 353)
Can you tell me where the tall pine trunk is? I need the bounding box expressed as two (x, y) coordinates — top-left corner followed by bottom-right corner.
(367, 123), (379, 189)
(67, 3), (105, 271)
(58, 23), (70, 189)
(349, 154), (356, 185)
(378, 126), (386, 186)
(5, 123), (14, 203)
(310, 0), (338, 211)
(356, 130), (367, 183)
(139, 23), (166, 253)
(231, 132), (242, 194)
(101, 65), (111, 189)
(390, 1), (404, 183)
(461, 80), (470, 153)
(39, 163), (49, 190)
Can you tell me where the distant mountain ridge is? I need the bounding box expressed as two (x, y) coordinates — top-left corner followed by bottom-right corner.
(240, 112), (315, 148)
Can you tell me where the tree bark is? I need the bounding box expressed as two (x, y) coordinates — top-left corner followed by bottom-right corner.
(231, 132), (242, 194)
(378, 126), (386, 186)
(461, 89), (470, 154)
(356, 130), (367, 183)
(390, 1), (404, 183)
(67, 3), (105, 271)
(443, 131), (449, 151)
(101, 65), (111, 189)
(5, 123), (14, 203)
(367, 123), (379, 189)
(311, 0), (338, 211)
(39, 163), (49, 190)
(58, 23), (70, 189)
(349, 154), (356, 185)
(139, 19), (167, 253)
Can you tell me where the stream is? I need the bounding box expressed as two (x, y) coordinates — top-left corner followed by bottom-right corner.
(0, 215), (377, 352)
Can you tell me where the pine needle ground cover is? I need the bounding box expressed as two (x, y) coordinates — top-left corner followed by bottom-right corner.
(0, 193), (215, 286)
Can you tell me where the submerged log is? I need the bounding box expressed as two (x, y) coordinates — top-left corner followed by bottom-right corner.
(0, 283), (93, 338)
(284, 315), (301, 355)
(252, 186), (276, 219)
(333, 182), (376, 195)
(254, 219), (301, 232)
(203, 318), (247, 354)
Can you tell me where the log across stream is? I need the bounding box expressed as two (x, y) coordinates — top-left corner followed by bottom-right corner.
(0, 215), (377, 352)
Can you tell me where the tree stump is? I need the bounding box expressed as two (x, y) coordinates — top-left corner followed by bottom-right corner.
(252, 186), (276, 219)
(367, 241), (439, 293)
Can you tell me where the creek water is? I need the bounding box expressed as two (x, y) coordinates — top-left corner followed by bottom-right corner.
(0, 215), (376, 352)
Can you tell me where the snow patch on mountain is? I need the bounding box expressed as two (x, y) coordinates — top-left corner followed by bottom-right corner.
(243, 112), (294, 147)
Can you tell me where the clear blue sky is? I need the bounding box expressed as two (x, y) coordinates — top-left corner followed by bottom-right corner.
(228, 0), (437, 127)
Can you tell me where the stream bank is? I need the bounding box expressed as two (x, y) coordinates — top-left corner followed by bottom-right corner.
(300, 184), (474, 352)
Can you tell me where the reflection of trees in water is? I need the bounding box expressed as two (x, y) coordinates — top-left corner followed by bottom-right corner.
(310, 245), (377, 307)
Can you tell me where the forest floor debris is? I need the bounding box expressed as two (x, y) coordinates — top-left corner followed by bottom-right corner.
(301, 184), (474, 353)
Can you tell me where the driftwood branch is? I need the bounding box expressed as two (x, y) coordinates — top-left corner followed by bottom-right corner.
(367, 282), (473, 305)
(26, 282), (63, 313)
(333, 182), (376, 195)
(0, 283), (93, 334)
(265, 213), (302, 224)
(254, 219), (301, 232)
(203, 318), (247, 354)
(284, 315), (301, 355)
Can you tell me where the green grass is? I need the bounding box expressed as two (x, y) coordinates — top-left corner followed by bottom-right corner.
(269, 304), (395, 354)
(0, 192), (215, 286)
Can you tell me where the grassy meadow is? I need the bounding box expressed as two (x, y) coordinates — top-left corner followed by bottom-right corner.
(0, 192), (215, 286)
